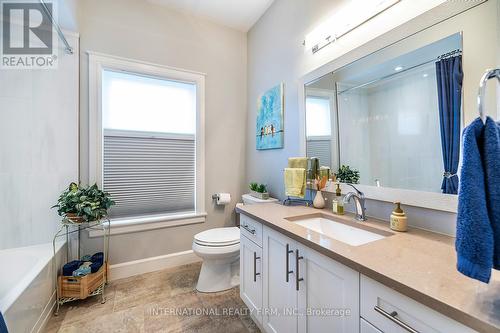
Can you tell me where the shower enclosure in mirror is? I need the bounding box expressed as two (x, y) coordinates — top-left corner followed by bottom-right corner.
(305, 32), (462, 195)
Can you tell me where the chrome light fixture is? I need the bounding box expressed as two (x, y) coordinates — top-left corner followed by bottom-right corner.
(303, 0), (401, 54)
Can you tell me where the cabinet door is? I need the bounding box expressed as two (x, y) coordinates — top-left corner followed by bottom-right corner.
(263, 226), (298, 333)
(240, 234), (263, 325)
(297, 244), (360, 333)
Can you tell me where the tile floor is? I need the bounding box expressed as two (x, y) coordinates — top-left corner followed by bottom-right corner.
(44, 262), (260, 333)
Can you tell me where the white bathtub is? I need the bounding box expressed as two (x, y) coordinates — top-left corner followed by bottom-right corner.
(1, 241), (65, 333)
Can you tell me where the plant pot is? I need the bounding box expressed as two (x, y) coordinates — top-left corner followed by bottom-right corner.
(313, 191), (325, 209)
(250, 190), (269, 200)
(65, 213), (85, 224)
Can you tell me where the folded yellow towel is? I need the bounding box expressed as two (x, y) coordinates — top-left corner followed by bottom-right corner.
(288, 157), (308, 170)
(284, 168), (306, 198)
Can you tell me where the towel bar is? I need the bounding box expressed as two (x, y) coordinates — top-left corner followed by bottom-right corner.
(478, 68), (500, 123)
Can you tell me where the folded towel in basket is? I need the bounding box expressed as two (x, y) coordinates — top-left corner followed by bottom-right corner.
(91, 252), (104, 263)
(81, 254), (92, 261)
(90, 252), (104, 273)
(63, 260), (82, 276)
(72, 265), (91, 277)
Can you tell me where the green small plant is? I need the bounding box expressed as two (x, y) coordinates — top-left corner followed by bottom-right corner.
(257, 184), (267, 193)
(249, 182), (268, 193)
(52, 182), (115, 222)
(249, 182), (259, 192)
(336, 165), (360, 184)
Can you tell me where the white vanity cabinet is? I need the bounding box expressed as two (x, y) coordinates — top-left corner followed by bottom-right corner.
(261, 225), (360, 333)
(239, 214), (479, 333)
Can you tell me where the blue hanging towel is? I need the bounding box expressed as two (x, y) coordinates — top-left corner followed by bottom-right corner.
(456, 118), (494, 283)
(0, 312), (8, 333)
(483, 117), (500, 268)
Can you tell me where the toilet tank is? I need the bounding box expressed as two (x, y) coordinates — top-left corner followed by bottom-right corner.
(241, 194), (279, 205)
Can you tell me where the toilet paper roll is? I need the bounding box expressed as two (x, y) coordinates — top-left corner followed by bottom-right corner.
(216, 193), (231, 205)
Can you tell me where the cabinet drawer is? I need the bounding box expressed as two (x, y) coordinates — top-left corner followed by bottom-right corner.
(240, 214), (263, 247)
(360, 275), (477, 333)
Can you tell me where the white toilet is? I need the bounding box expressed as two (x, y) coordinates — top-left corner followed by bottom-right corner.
(193, 194), (278, 292)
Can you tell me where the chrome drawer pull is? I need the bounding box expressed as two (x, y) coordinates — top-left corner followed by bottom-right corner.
(253, 252), (261, 282)
(242, 224), (256, 235)
(285, 244), (293, 282)
(374, 306), (420, 333)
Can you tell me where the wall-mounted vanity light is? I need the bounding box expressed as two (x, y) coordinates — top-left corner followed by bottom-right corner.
(303, 0), (401, 54)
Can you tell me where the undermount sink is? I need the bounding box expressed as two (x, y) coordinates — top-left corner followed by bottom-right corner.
(286, 214), (392, 246)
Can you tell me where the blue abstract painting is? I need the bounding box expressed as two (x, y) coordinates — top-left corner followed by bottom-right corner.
(256, 83), (284, 150)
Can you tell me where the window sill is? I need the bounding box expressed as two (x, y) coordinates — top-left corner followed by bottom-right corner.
(87, 212), (207, 238)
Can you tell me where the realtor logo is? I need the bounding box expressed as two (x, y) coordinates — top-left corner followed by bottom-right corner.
(1, 0), (58, 69)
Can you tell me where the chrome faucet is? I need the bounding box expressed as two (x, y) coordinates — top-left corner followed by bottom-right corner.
(342, 184), (367, 221)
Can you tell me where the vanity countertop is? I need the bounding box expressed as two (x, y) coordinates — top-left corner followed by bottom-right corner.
(236, 203), (500, 333)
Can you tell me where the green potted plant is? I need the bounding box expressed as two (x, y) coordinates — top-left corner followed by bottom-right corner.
(249, 182), (269, 200)
(336, 165), (360, 184)
(52, 182), (115, 223)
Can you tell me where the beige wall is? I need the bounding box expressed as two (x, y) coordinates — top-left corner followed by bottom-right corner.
(246, 0), (498, 235)
(74, 0), (247, 264)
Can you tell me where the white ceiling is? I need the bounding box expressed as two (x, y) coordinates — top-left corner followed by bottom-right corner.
(148, 0), (275, 32)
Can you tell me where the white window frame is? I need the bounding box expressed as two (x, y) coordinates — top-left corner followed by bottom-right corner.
(88, 52), (206, 235)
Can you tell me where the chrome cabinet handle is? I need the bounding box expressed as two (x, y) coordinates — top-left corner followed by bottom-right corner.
(374, 306), (420, 333)
(253, 252), (261, 282)
(285, 244), (293, 282)
(242, 224), (256, 235)
(295, 249), (304, 291)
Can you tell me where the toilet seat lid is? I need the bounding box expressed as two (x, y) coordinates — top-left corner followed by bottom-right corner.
(194, 227), (240, 246)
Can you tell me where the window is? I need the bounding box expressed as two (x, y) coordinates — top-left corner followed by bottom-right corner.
(305, 96), (333, 168)
(306, 96), (331, 137)
(89, 53), (205, 225)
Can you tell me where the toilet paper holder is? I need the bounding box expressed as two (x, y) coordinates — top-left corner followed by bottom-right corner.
(212, 193), (231, 205)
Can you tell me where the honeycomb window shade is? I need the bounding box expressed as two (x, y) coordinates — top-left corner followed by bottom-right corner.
(103, 129), (195, 218)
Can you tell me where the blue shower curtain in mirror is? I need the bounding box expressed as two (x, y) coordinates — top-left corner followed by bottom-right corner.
(435, 55), (463, 194)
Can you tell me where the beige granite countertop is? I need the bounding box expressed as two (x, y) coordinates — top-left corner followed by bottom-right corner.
(236, 203), (500, 333)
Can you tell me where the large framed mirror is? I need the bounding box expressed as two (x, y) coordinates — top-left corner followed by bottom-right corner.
(299, 1), (499, 212)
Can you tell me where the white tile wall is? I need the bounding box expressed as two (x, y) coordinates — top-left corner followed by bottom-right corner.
(0, 35), (79, 250)
(338, 63), (443, 192)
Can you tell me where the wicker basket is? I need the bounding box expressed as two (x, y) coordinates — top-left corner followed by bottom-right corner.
(65, 213), (86, 224)
(58, 263), (107, 299)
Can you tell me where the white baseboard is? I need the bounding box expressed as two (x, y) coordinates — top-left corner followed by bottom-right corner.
(109, 250), (201, 281)
(33, 290), (56, 333)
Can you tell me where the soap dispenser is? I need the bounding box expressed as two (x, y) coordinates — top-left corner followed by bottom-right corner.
(390, 202), (407, 232)
(332, 184), (344, 215)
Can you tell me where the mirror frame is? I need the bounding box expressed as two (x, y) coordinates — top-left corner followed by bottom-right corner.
(298, 1), (488, 213)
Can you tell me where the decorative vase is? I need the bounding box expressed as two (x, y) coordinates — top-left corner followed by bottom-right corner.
(313, 191), (325, 209)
